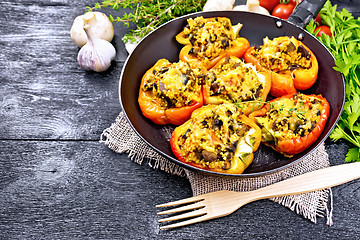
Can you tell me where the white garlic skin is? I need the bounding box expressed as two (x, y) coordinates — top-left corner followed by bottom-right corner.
(71, 12), (114, 48)
(233, 0), (269, 15)
(77, 25), (116, 72)
(124, 36), (141, 54)
(203, 0), (235, 11)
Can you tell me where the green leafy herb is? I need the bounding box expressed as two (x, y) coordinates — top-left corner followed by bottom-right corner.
(86, 0), (206, 43)
(306, 1), (360, 162)
(296, 111), (306, 119)
(235, 97), (267, 112)
(278, 103), (285, 112)
(287, 107), (295, 115)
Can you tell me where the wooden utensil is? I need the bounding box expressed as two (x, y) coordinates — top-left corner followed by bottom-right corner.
(157, 162), (360, 229)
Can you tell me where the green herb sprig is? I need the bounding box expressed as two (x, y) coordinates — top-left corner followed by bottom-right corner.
(306, 1), (360, 162)
(86, 0), (206, 43)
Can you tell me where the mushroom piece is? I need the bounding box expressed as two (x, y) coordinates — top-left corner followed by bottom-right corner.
(201, 150), (218, 163)
(222, 160), (232, 170)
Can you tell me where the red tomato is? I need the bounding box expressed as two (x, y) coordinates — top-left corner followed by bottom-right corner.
(272, 3), (296, 20)
(290, 0), (303, 5)
(259, 0), (279, 12)
(315, 25), (332, 37)
(314, 13), (322, 25)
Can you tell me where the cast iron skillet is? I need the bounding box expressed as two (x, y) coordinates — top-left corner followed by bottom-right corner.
(119, 0), (345, 178)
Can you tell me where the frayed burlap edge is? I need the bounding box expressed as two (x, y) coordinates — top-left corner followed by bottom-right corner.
(100, 111), (333, 225)
(100, 112), (186, 177)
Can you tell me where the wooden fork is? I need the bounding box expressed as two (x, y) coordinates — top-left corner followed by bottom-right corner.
(156, 162), (360, 229)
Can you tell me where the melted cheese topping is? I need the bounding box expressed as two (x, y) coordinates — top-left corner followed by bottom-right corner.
(255, 93), (323, 142)
(204, 56), (265, 103)
(176, 104), (257, 171)
(142, 60), (202, 108)
(182, 16), (241, 63)
(252, 36), (312, 72)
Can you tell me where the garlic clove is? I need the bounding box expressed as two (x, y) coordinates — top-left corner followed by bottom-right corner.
(124, 36), (141, 54)
(70, 12), (114, 48)
(70, 15), (87, 48)
(82, 12), (114, 42)
(203, 0), (235, 11)
(232, 23), (243, 36)
(77, 25), (116, 72)
(233, 0), (270, 15)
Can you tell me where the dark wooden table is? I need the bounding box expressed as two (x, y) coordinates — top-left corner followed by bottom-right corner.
(1, 1), (360, 239)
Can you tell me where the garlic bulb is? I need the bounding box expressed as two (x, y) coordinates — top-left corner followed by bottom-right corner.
(70, 12), (114, 48)
(233, 0), (269, 15)
(203, 0), (235, 11)
(77, 25), (116, 72)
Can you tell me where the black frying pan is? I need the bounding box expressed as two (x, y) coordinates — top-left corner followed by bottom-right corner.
(119, 0), (345, 177)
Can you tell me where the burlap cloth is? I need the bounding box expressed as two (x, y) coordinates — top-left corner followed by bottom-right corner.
(100, 111), (333, 225)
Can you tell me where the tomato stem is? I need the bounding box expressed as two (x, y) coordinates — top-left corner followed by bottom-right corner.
(280, 0), (290, 4)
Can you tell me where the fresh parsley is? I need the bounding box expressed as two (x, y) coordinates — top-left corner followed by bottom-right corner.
(307, 1), (360, 162)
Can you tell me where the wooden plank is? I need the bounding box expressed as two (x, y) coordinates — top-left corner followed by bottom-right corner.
(1, 140), (360, 239)
(1, 0), (360, 239)
(0, 0), (130, 140)
(1, 0), (359, 141)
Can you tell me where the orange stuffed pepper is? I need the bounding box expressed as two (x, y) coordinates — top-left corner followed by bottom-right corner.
(249, 93), (330, 156)
(202, 56), (271, 115)
(138, 59), (205, 125)
(170, 103), (261, 174)
(244, 36), (318, 97)
(176, 16), (250, 70)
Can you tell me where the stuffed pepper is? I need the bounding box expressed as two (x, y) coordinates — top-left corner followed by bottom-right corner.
(249, 93), (330, 157)
(138, 59), (205, 125)
(170, 103), (261, 174)
(244, 36), (318, 97)
(203, 56), (271, 115)
(176, 16), (250, 70)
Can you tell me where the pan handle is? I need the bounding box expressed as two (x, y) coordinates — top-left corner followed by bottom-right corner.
(287, 0), (326, 28)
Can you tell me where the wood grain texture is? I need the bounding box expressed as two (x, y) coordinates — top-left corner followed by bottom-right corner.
(0, 0), (127, 140)
(1, 141), (360, 239)
(1, 0), (360, 239)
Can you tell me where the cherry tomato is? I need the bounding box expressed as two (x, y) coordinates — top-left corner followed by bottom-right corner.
(272, 3), (296, 20)
(314, 13), (322, 25)
(259, 0), (279, 12)
(290, 0), (303, 6)
(315, 25), (332, 37)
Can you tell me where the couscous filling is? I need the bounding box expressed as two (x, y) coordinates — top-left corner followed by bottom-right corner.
(142, 60), (203, 108)
(256, 93), (323, 143)
(182, 16), (241, 62)
(252, 37), (312, 72)
(176, 104), (256, 170)
(204, 56), (265, 103)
